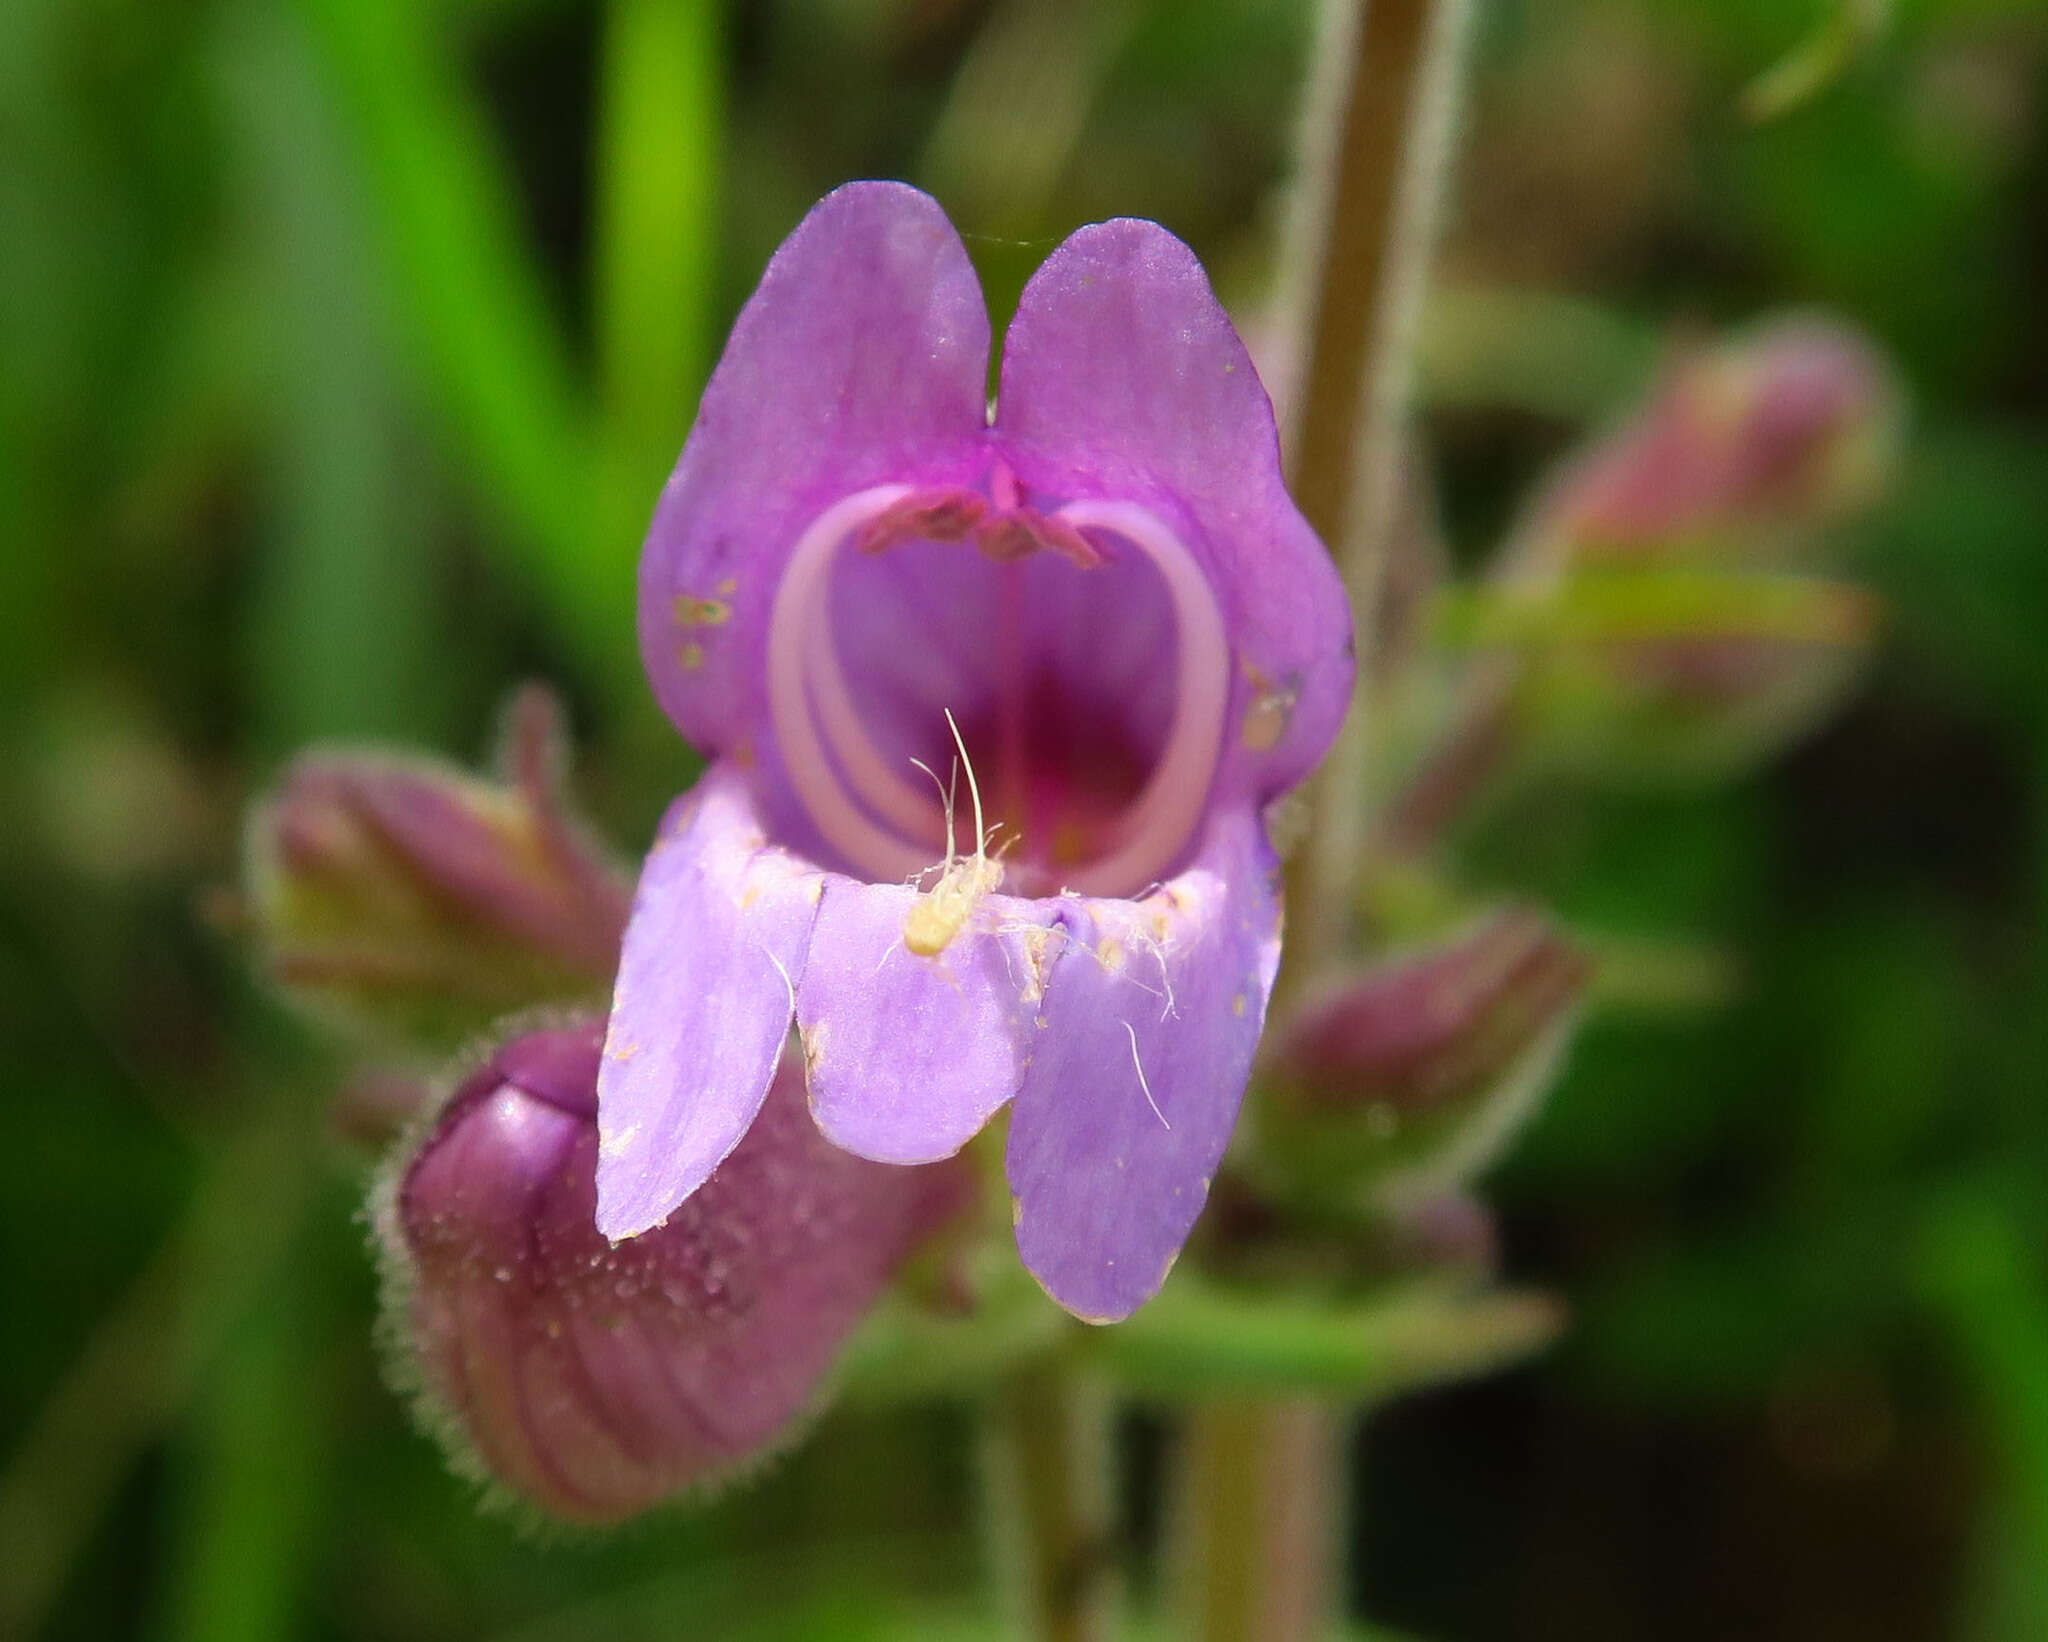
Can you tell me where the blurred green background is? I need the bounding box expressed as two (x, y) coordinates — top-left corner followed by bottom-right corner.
(3, 0), (2047, 1637)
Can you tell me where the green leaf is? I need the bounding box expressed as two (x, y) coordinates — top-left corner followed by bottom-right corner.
(1091, 1274), (1563, 1403)
(593, 0), (721, 565)
(291, 0), (614, 688)
(1435, 569), (1879, 653)
(1914, 1191), (2048, 1560)
(221, 2), (446, 749)
(154, 1285), (331, 1642)
(1739, 0), (1893, 125)
(1435, 570), (1879, 787)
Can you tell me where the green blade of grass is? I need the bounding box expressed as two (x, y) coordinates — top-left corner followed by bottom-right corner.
(223, 0), (444, 750)
(593, 0), (721, 564)
(291, 0), (619, 691)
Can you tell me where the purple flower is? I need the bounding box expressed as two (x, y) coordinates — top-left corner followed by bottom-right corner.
(382, 1020), (970, 1522)
(600, 182), (1353, 1322)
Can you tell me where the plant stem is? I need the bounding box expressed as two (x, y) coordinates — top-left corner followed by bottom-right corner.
(1173, 1400), (1345, 1642)
(1281, 0), (1478, 989)
(981, 1362), (1121, 1642)
(1180, 3), (1478, 1639)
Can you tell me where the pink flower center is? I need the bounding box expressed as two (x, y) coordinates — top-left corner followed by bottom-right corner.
(766, 473), (1229, 899)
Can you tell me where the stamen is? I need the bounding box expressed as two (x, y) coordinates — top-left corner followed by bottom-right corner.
(850, 489), (987, 556)
(1053, 500), (1230, 896)
(768, 488), (1227, 898)
(767, 484), (938, 880)
(807, 597), (952, 846)
(989, 456), (1022, 512)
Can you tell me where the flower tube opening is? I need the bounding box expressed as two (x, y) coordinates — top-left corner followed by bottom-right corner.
(767, 482), (1230, 903)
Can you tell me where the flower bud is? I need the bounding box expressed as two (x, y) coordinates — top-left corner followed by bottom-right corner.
(1532, 316), (1901, 565)
(378, 1020), (973, 1523)
(244, 687), (630, 1050)
(1257, 911), (1591, 1202)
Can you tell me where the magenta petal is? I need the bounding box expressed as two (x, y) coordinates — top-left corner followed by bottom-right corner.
(519, 1065), (965, 1512)
(395, 1023), (972, 1522)
(492, 1025), (605, 1118)
(639, 181), (993, 758)
(1005, 807), (1282, 1322)
(996, 219), (1354, 802)
(400, 1070), (595, 1506)
(596, 765), (823, 1239)
(796, 882), (1069, 1163)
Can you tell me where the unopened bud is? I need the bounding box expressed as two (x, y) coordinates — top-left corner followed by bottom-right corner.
(378, 1021), (973, 1523)
(1533, 316), (1901, 565)
(244, 687), (630, 1050)
(1258, 911), (1591, 1201)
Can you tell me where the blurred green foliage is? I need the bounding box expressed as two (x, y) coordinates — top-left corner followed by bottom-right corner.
(2, 0), (2046, 1638)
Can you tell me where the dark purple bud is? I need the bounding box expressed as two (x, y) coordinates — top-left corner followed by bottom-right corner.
(1534, 316), (1901, 564)
(379, 1020), (974, 1523)
(244, 687), (631, 1050)
(1257, 911), (1591, 1200)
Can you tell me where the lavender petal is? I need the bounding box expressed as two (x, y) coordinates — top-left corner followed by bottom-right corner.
(596, 764), (822, 1239)
(1006, 807), (1282, 1322)
(996, 218), (1354, 803)
(393, 1021), (971, 1522)
(639, 181), (993, 762)
(796, 880), (1070, 1163)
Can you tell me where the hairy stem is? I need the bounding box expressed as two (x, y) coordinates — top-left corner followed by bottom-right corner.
(1174, 1400), (1345, 1642)
(1193, 3), (1478, 1638)
(1281, 0), (1479, 988)
(981, 1363), (1121, 1642)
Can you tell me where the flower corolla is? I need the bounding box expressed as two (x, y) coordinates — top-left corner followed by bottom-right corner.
(601, 182), (1353, 1321)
